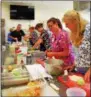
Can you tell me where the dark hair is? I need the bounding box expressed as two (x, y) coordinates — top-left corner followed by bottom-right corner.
(47, 17), (62, 29)
(35, 23), (43, 30)
(29, 26), (35, 30)
(17, 24), (21, 26)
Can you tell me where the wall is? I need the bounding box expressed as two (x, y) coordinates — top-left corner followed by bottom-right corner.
(79, 9), (90, 23)
(2, 1), (73, 41)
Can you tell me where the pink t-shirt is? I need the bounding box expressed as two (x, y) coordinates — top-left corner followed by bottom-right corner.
(51, 30), (75, 65)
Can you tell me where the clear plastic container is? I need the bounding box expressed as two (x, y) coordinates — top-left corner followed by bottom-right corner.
(2, 79), (46, 96)
(45, 58), (63, 76)
(66, 87), (86, 97)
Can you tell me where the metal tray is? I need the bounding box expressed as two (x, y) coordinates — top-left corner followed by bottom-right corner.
(1, 65), (30, 87)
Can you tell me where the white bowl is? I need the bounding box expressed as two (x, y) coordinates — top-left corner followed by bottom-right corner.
(66, 87), (86, 97)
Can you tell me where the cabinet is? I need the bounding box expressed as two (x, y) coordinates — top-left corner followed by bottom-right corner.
(73, 1), (90, 11)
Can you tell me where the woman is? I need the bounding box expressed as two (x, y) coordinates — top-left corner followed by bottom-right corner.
(46, 17), (75, 69)
(29, 26), (38, 46)
(62, 10), (90, 82)
(32, 23), (50, 51)
(47, 17), (62, 40)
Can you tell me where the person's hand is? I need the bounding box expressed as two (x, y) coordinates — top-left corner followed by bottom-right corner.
(30, 47), (35, 50)
(84, 68), (90, 82)
(29, 36), (32, 39)
(63, 64), (75, 71)
(46, 52), (53, 58)
(45, 50), (49, 54)
(45, 49), (52, 53)
(14, 38), (18, 41)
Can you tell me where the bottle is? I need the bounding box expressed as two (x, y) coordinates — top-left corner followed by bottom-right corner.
(21, 60), (24, 69)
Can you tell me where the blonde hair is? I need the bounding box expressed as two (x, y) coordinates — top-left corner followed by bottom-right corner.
(62, 10), (88, 47)
(9, 27), (15, 32)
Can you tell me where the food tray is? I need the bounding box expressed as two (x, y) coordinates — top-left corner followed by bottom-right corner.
(2, 79), (46, 96)
(1, 65), (30, 87)
(57, 73), (90, 97)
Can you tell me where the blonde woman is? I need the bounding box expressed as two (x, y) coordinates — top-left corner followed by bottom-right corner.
(62, 10), (90, 82)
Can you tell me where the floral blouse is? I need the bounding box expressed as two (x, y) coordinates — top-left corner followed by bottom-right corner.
(75, 24), (90, 68)
(51, 29), (75, 65)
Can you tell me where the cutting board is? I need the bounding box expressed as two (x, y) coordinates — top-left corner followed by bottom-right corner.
(58, 74), (90, 97)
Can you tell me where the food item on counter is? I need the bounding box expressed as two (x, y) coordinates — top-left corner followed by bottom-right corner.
(5, 80), (42, 96)
(69, 75), (85, 86)
(77, 78), (85, 86)
(11, 68), (22, 78)
(7, 65), (13, 72)
(69, 75), (83, 82)
(16, 87), (41, 96)
(27, 81), (41, 87)
(45, 58), (63, 76)
(45, 63), (61, 76)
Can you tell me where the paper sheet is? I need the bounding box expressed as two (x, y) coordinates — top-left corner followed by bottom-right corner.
(25, 64), (52, 80)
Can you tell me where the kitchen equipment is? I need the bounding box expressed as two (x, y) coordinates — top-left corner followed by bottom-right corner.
(26, 54), (32, 65)
(66, 87), (86, 97)
(31, 50), (46, 60)
(17, 54), (23, 65)
(26, 51), (46, 64)
(1, 65), (30, 87)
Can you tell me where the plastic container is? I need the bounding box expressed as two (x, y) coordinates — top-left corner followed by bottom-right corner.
(66, 87), (86, 97)
(2, 79), (46, 96)
(1, 65), (30, 87)
(45, 58), (63, 76)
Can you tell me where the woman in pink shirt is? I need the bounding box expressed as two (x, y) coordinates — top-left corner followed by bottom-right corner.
(46, 18), (75, 70)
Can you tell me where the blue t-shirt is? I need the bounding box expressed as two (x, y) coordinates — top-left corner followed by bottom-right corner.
(7, 32), (13, 42)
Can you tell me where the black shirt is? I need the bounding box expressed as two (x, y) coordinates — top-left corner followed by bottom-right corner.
(10, 30), (25, 42)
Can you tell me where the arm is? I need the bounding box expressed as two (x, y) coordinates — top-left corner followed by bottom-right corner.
(32, 31), (45, 49)
(47, 49), (69, 58)
(9, 35), (17, 41)
(21, 30), (26, 38)
(9, 31), (18, 41)
(21, 30), (30, 41)
(84, 68), (91, 82)
(32, 38), (43, 48)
